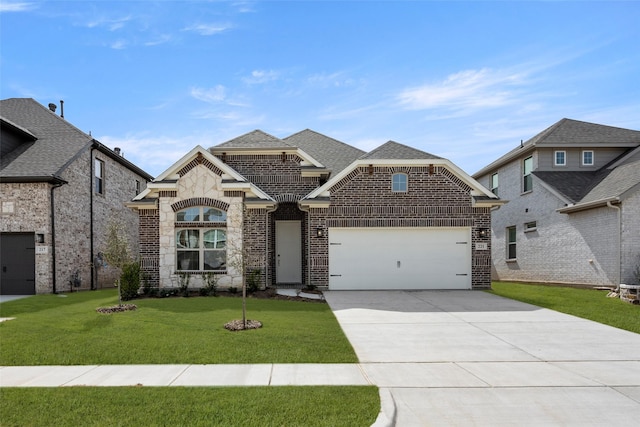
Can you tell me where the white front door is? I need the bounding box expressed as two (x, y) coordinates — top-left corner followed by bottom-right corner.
(275, 221), (302, 283)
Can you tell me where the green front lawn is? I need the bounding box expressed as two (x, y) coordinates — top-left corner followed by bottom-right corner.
(0, 289), (358, 365)
(489, 282), (640, 334)
(0, 386), (380, 427)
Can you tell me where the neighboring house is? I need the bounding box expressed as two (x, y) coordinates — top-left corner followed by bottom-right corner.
(0, 98), (153, 295)
(128, 129), (503, 291)
(473, 118), (640, 287)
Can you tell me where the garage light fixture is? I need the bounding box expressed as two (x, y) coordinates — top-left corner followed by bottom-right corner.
(35, 233), (45, 243)
(477, 228), (489, 238)
(316, 227), (325, 238)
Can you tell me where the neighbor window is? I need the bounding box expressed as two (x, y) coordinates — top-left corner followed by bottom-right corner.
(94, 159), (104, 194)
(392, 173), (408, 192)
(491, 173), (499, 196)
(176, 207), (227, 271)
(554, 151), (566, 166)
(524, 221), (537, 232)
(135, 180), (141, 195)
(523, 156), (533, 192)
(582, 150), (594, 166)
(507, 226), (517, 260)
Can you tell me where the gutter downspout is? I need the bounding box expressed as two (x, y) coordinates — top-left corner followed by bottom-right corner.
(90, 145), (95, 290)
(607, 201), (621, 285)
(50, 180), (65, 293)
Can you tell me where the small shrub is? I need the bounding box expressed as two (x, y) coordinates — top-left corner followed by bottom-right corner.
(141, 273), (152, 295)
(246, 269), (261, 294)
(119, 262), (141, 301)
(201, 272), (219, 296)
(229, 286), (238, 294)
(177, 272), (191, 297)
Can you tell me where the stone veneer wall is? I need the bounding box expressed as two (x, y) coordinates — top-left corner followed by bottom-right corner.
(307, 165), (492, 289)
(153, 163), (246, 289)
(0, 182), (52, 293)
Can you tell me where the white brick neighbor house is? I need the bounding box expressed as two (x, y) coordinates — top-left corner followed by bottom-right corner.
(473, 118), (640, 287)
(1, 98), (153, 295)
(128, 129), (504, 291)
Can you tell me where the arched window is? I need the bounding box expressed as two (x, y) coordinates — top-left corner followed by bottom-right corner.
(392, 173), (408, 192)
(176, 207), (227, 271)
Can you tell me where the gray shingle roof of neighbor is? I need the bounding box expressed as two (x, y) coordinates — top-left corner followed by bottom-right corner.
(533, 170), (609, 203)
(579, 158), (640, 203)
(214, 129), (292, 149)
(1, 98), (92, 179)
(361, 140), (442, 160)
(1, 98), (153, 181)
(473, 118), (640, 177)
(283, 129), (365, 175)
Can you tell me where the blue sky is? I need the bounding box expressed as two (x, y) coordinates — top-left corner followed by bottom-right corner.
(2, 1), (639, 178)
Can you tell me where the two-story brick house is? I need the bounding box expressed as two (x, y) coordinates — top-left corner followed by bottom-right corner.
(1, 98), (153, 295)
(473, 118), (640, 287)
(128, 129), (503, 291)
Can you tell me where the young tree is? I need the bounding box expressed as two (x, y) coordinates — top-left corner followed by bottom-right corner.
(102, 219), (134, 305)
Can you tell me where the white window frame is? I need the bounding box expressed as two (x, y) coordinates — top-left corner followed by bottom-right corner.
(523, 156), (533, 193)
(175, 206), (227, 271)
(392, 173), (408, 192)
(491, 173), (499, 196)
(94, 158), (105, 194)
(582, 150), (594, 166)
(554, 150), (566, 166)
(506, 226), (517, 261)
(524, 221), (537, 232)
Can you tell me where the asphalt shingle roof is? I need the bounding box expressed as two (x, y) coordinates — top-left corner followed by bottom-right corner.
(580, 158), (640, 203)
(1, 98), (92, 179)
(214, 129), (291, 149)
(532, 170), (609, 203)
(361, 140), (442, 160)
(283, 129), (365, 174)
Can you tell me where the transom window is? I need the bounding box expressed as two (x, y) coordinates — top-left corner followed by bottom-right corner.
(523, 156), (533, 193)
(177, 207), (226, 222)
(507, 226), (517, 260)
(176, 206), (227, 271)
(582, 150), (594, 166)
(554, 151), (566, 166)
(392, 173), (408, 192)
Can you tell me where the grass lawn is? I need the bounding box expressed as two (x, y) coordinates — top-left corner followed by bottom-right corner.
(489, 282), (640, 334)
(0, 289), (358, 365)
(0, 386), (380, 427)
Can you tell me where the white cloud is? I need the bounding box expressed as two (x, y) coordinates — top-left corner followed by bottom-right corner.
(182, 23), (232, 36)
(243, 69), (280, 84)
(109, 39), (127, 50)
(86, 15), (132, 31)
(0, 2), (35, 12)
(307, 71), (356, 88)
(397, 68), (528, 113)
(190, 85), (227, 103)
(144, 34), (172, 46)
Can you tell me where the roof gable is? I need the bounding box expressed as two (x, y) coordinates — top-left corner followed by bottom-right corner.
(214, 129), (291, 149)
(361, 140), (442, 160)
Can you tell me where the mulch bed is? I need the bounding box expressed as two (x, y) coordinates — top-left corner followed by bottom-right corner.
(96, 304), (137, 314)
(223, 319), (263, 331)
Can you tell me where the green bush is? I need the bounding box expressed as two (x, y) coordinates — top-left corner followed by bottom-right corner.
(120, 262), (141, 301)
(201, 272), (219, 296)
(246, 268), (261, 293)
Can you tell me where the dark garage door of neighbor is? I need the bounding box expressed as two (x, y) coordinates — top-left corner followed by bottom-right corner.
(0, 233), (36, 295)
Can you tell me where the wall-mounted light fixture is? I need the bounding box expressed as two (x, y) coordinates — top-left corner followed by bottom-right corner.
(316, 227), (324, 238)
(281, 152), (287, 162)
(368, 164), (374, 175)
(477, 228), (489, 238)
(35, 233), (45, 244)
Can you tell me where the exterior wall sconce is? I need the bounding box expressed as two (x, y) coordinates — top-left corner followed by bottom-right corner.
(35, 233), (45, 243)
(281, 152), (287, 162)
(316, 227), (325, 237)
(477, 228), (489, 238)
(368, 164), (374, 175)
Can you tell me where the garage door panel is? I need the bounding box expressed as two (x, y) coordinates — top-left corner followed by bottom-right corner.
(329, 228), (471, 290)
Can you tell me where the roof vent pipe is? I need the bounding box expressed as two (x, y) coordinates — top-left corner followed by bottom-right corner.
(60, 100), (64, 119)
(48, 103), (57, 112)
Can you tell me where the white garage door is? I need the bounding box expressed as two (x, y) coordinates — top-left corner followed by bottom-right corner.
(328, 227), (471, 290)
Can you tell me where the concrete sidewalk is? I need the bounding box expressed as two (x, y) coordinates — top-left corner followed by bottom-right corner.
(324, 290), (640, 427)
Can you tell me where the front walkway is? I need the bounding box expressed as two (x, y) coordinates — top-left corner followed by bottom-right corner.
(324, 290), (640, 426)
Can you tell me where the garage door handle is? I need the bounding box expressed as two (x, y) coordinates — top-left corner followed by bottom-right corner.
(456, 273), (468, 276)
(2, 266), (6, 273)
(330, 274), (342, 277)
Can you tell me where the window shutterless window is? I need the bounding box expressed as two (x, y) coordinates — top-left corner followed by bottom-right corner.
(524, 221), (537, 232)
(523, 156), (533, 192)
(135, 180), (140, 195)
(507, 226), (516, 260)
(94, 159), (104, 194)
(176, 207), (227, 271)
(582, 150), (594, 166)
(392, 173), (408, 192)
(491, 173), (499, 196)
(554, 151), (566, 166)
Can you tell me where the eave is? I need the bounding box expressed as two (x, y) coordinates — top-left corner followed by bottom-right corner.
(557, 197), (620, 214)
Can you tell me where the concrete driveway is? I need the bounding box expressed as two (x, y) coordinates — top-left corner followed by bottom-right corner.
(324, 290), (640, 426)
